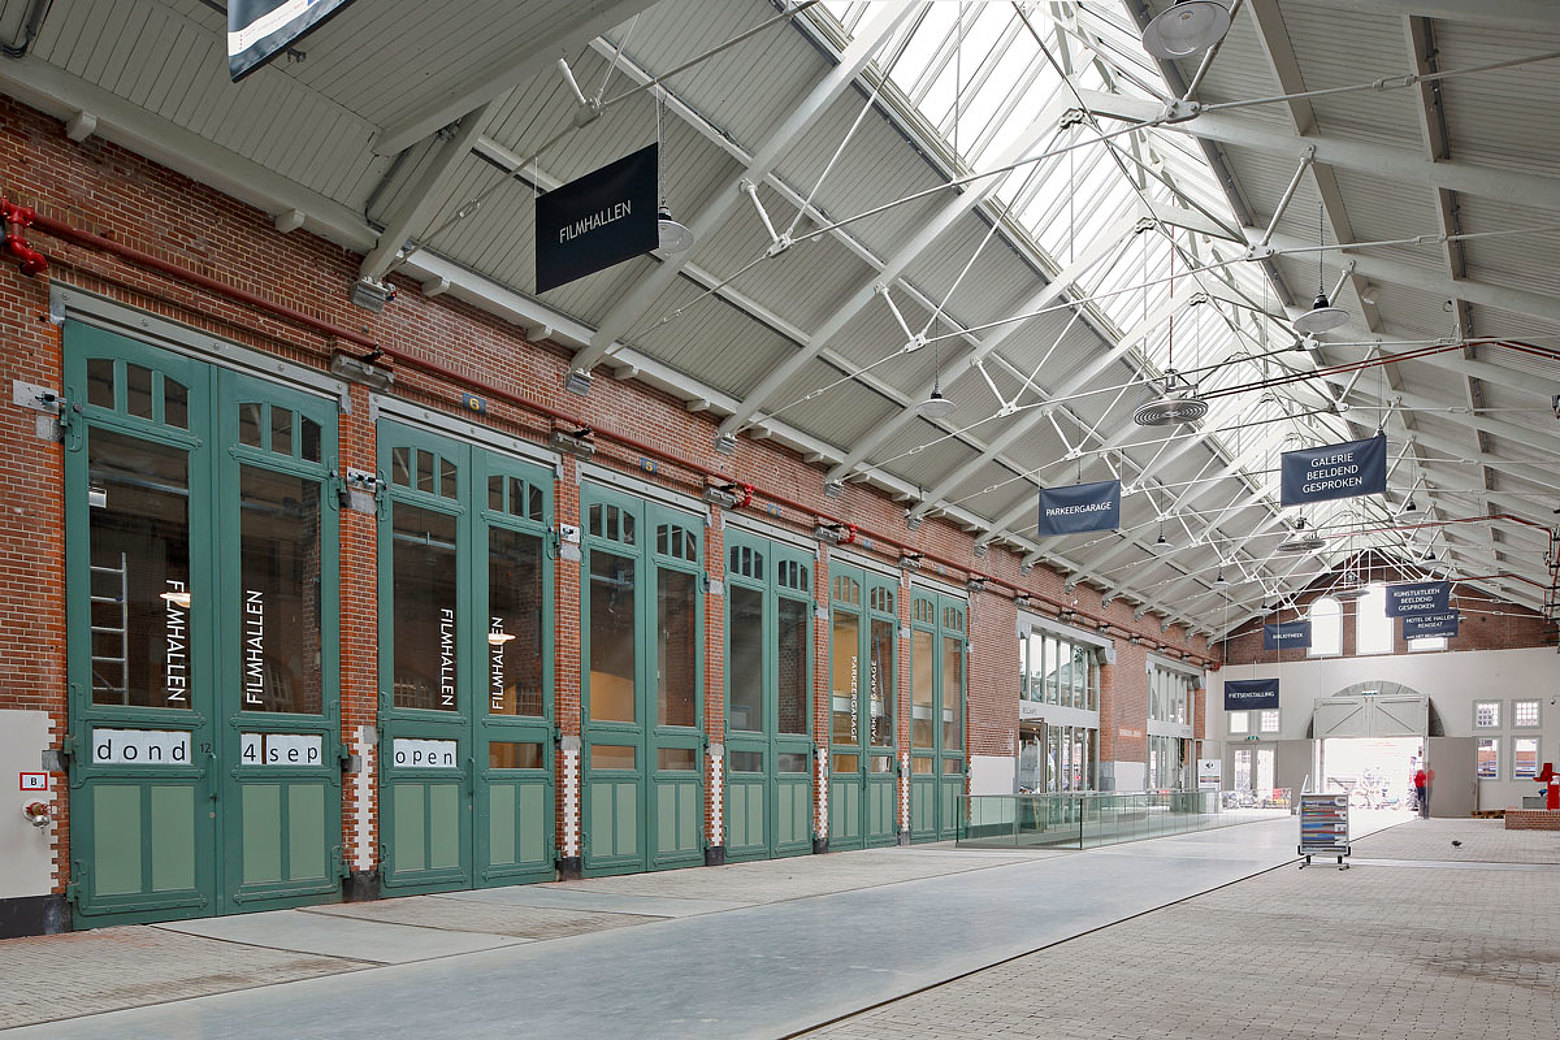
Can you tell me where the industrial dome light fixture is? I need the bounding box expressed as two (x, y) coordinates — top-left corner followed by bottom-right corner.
(917, 386), (957, 419)
(1142, 0), (1231, 59)
(1293, 204), (1348, 336)
(657, 206), (695, 254)
(1276, 516), (1324, 554)
(1134, 391), (1209, 426)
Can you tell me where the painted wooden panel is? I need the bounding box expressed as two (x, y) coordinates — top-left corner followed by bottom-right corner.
(517, 784), (546, 866)
(490, 784), (517, 866)
(288, 783), (327, 881)
(777, 780), (810, 848)
(393, 783), (426, 873)
(93, 786), (141, 896)
(243, 785), (283, 884)
(429, 784), (461, 870)
(149, 785), (196, 892)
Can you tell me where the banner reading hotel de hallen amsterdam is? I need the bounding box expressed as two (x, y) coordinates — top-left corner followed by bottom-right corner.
(1280, 434), (1387, 508)
(1036, 480), (1121, 536)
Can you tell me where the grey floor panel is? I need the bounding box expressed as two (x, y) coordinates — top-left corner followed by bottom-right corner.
(16, 818), (1306, 1040)
(153, 908), (528, 964)
(429, 886), (748, 918)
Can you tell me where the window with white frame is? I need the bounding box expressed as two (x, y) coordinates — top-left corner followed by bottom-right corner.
(1149, 666), (1195, 725)
(1020, 630), (1098, 711)
(1259, 710), (1281, 734)
(1513, 738), (1540, 780)
(1355, 585), (1392, 655)
(1474, 701), (1501, 729)
(1476, 738), (1499, 779)
(1228, 711), (1249, 735)
(1513, 700), (1541, 728)
(1307, 596), (1342, 657)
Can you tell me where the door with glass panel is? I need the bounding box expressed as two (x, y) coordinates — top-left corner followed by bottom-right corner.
(378, 423), (555, 894)
(827, 564), (898, 851)
(909, 592), (966, 842)
(724, 532), (814, 861)
(580, 485), (704, 875)
(64, 324), (341, 926)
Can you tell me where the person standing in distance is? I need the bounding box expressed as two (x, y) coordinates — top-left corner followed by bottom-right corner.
(1413, 766), (1429, 819)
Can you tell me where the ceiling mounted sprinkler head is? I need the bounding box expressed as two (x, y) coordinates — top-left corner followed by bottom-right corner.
(1293, 292), (1349, 335)
(1142, 0), (1231, 59)
(657, 206), (695, 254)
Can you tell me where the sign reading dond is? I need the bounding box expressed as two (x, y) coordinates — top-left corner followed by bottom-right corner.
(1035, 480), (1121, 536)
(1280, 434), (1387, 508)
(536, 145), (659, 293)
(229, 0), (358, 81)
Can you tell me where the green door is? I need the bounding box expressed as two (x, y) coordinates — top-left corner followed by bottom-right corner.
(723, 532), (814, 861)
(377, 423), (555, 894)
(580, 485), (704, 875)
(64, 323), (342, 927)
(827, 564), (899, 851)
(909, 592), (967, 842)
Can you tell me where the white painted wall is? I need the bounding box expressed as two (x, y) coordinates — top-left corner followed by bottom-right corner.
(0, 710), (56, 899)
(969, 754), (1016, 795)
(1214, 646), (1560, 809)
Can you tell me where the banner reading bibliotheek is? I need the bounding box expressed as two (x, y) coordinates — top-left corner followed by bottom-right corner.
(1385, 581), (1450, 616)
(1402, 610), (1459, 639)
(1263, 621), (1312, 651)
(1224, 678), (1280, 711)
(1035, 480), (1121, 536)
(1280, 434), (1387, 507)
(536, 145), (659, 293)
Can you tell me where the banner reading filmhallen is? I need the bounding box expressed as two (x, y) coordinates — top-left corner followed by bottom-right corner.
(1035, 480), (1121, 536)
(1280, 434), (1387, 508)
(1263, 620), (1312, 651)
(536, 145), (659, 293)
(1386, 581), (1450, 616)
(1402, 610), (1459, 639)
(1224, 678), (1280, 711)
(229, 0), (358, 81)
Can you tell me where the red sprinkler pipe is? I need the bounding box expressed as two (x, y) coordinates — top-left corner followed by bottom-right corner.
(2, 200), (48, 276)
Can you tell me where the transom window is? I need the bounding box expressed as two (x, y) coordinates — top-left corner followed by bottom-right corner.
(1020, 630), (1098, 711)
(391, 446), (457, 499)
(1474, 701), (1501, 728)
(728, 544), (764, 581)
(487, 475), (544, 522)
(87, 357), (190, 429)
(832, 575), (860, 606)
(1513, 700), (1541, 728)
(1356, 586), (1392, 655)
(238, 402), (322, 462)
(869, 586), (894, 614)
(587, 502), (636, 544)
(776, 558), (809, 592)
(1259, 710), (1280, 734)
(656, 523), (697, 562)
(1149, 667), (1194, 725)
(1307, 596), (1342, 657)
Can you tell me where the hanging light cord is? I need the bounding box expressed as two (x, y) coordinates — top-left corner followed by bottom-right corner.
(1317, 202), (1326, 297)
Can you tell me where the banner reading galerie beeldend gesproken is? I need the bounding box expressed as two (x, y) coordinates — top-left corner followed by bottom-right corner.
(1280, 434), (1387, 508)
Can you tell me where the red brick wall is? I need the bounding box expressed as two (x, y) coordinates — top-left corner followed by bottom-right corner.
(0, 94), (1214, 894)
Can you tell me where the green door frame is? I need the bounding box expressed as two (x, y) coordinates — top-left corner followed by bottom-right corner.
(723, 530), (814, 861)
(579, 484), (704, 876)
(377, 421), (556, 895)
(827, 562), (899, 851)
(63, 323), (342, 927)
(909, 590), (967, 842)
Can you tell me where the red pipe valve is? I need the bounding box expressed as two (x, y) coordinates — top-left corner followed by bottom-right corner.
(22, 800), (53, 828)
(2, 200), (48, 276)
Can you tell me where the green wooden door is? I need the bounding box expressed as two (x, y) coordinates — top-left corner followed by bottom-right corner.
(909, 592), (967, 842)
(724, 532), (814, 861)
(64, 323), (342, 927)
(827, 564), (899, 851)
(580, 485), (704, 876)
(378, 423), (555, 894)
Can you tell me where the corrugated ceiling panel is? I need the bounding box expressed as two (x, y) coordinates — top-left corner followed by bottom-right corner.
(1280, 4), (1423, 150)
(1437, 19), (1560, 181)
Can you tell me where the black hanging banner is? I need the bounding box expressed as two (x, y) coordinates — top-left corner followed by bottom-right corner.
(1224, 678), (1280, 711)
(1280, 434), (1387, 507)
(1402, 610), (1459, 639)
(229, 0), (359, 81)
(1035, 480), (1121, 536)
(1385, 581), (1450, 616)
(535, 145), (659, 294)
(1263, 621), (1312, 651)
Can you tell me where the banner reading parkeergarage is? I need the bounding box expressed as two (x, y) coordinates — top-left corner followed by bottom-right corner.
(1263, 621), (1312, 651)
(1224, 678), (1280, 711)
(1385, 581), (1450, 616)
(1280, 434), (1387, 508)
(1402, 610), (1459, 639)
(536, 146), (659, 294)
(1035, 480), (1121, 536)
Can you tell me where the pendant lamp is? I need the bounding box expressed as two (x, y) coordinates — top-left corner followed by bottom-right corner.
(1142, 0), (1231, 59)
(1293, 204), (1348, 335)
(654, 95), (694, 255)
(918, 331), (956, 418)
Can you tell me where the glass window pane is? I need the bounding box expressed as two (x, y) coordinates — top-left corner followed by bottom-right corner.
(88, 358), (115, 409)
(1229, 712), (1249, 734)
(416, 450), (435, 494)
(391, 446), (411, 487)
(911, 757), (934, 774)
(487, 527), (544, 717)
(238, 466), (323, 714)
(528, 485), (543, 522)
(868, 755), (893, 773)
(1475, 738), (1499, 779)
(489, 741), (544, 769)
(728, 585), (764, 733)
(1260, 710), (1280, 733)
(831, 612), (859, 746)
(777, 597), (810, 736)
(657, 568), (697, 727)
(588, 551), (636, 723)
(1474, 701), (1500, 728)
(832, 753), (858, 773)
(1513, 738), (1539, 779)
(300, 417), (320, 462)
(658, 747), (697, 771)
(942, 634), (963, 752)
(1513, 700), (1540, 728)
(164, 378), (188, 429)
(592, 745), (635, 769)
(868, 618), (893, 748)
(777, 752), (809, 773)
(488, 476), (504, 512)
(912, 629), (935, 750)
(239, 403), (263, 447)
(270, 406), (293, 456)
(87, 429), (191, 708)
(126, 364), (154, 419)
(391, 503), (458, 711)
(440, 456), (457, 500)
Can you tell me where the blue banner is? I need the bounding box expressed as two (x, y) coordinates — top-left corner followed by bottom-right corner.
(1263, 621), (1312, 651)
(536, 146), (659, 293)
(1402, 610), (1459, 639)
(1385, 581), (1450, 616)
(1036, 480), (1121, 536)
(1224, 678), (1280, 711)
(1280, 434), (1387, 507)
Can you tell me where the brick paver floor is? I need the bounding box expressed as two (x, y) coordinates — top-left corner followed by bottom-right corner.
(1349, 816), (1560, 864)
